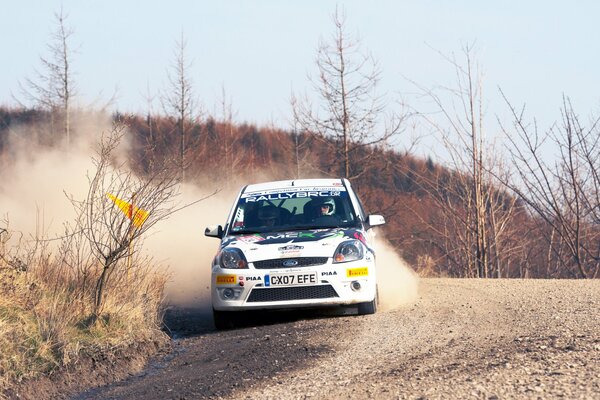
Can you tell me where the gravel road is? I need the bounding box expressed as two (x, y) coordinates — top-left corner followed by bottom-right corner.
(75, 279), (600, 399)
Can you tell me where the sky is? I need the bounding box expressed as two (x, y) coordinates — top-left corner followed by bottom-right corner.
(2, 1), (600, 148)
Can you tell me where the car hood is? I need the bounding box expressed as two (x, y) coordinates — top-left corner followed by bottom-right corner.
(221, 228), (369, 262)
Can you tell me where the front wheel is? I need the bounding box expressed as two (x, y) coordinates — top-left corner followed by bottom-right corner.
(357, 298), (377, 315)
(357, 286), (378, 315)
(213, 309), (242, 330)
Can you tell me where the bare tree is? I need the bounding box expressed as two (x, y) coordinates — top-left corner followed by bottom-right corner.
(500, 94), (600, 278)
(218, 85), (244, 184)
(290, 121), (312, 179)
(287, 95), (322, 179)
(162, 32), (198, 182)
(292, 7), (404, 179)
(137, 81), (160, 171)
(412, 45), (521, 278)
(17, 6), (76, 146)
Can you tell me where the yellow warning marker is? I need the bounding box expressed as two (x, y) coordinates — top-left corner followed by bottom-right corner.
(107, 193), (150, 281)
(106, 193), (149, 227)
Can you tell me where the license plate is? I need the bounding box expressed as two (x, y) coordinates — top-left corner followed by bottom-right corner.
(265, 272), (317, 287)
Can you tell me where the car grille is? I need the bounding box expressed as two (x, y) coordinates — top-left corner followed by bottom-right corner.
(253, 257), (328, 269)
(246, 285), (339, 302)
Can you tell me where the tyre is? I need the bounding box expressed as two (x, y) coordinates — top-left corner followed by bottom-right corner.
(213, 309), (241, 330)
(357, 286), (378, 315)
(357, 298), (377, 315)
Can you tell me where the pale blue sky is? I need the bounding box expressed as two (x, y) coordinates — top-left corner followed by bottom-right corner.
(2, 1), (599, 136)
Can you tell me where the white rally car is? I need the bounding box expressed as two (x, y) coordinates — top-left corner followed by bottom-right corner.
(205, 178), (385, 329)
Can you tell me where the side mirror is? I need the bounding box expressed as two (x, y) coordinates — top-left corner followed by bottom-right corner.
(366, 215), (385, 229)
(205, 225), (223, 239)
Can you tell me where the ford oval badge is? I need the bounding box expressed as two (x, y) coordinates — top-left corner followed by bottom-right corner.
(283, 259), (298, 267)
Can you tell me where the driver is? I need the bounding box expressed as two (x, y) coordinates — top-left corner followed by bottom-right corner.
(317, 197), (336, 217)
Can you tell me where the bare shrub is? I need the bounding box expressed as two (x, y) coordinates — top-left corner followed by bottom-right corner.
(64, 122), (181, 318)
(0, 122), (187, 392)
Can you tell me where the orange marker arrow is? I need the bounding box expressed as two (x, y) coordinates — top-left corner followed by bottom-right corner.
(107, 193), (149, 228)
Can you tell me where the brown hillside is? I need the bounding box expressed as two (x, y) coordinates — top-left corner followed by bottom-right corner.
(0, 108), (581, 278)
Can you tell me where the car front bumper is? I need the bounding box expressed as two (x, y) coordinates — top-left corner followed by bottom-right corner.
(211, 259), (377, 311)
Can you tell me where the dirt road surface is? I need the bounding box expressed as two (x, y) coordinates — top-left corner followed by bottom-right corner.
(74, 279), (599, 399)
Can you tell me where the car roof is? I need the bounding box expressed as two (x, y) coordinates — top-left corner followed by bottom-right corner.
(243, 179), (345, 194)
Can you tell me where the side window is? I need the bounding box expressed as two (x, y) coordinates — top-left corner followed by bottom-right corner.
(356, 197), (367, 219)
(348, 189), (367, 222)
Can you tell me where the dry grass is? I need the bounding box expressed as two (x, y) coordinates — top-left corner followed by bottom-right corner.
(0, 229), (168, 395)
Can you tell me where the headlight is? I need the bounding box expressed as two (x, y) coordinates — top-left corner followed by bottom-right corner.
(218, 248), (248, 269)
(333, 240), (364, 263)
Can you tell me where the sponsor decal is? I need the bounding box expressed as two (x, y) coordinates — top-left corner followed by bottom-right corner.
(232, 208), (245, 228)
(346, 267), (369, 278)
(321, 271), (338, 276)
(278, 245), (304, 251)
(216, 274), (236, 284)
(280, 250), (302, 257)
(238, 234), (265, 244)
(324, 231), (345, 240)
(264, 232), (316, 240)
(244, 191), (341, 203)
(278, 244), (304, 256)
(245, 276), (262, 281)
(224, 228), (368, 246)
(353, 231), (367, 245)
(242, 187), (345, 198)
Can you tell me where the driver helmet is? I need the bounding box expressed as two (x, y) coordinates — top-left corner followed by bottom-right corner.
(319, 198), (336, 216)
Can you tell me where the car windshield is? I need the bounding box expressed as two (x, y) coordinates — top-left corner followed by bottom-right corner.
(229, 188), (359, 234)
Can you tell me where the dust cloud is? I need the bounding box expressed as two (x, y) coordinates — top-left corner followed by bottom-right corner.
(373, 236), (419, 311)
(1, 117), (418, 317)
(144, 184), (240, 311)
(0, 114), (113, 237)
